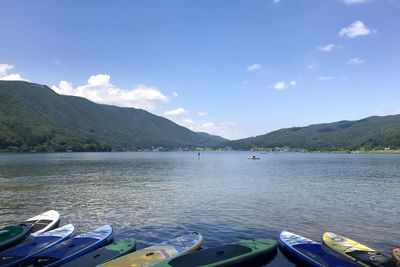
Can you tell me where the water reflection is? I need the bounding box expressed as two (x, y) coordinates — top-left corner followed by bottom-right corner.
(0, 152), (399, 266)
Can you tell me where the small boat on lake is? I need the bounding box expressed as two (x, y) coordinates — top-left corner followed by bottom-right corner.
(248, 156), (260, 160)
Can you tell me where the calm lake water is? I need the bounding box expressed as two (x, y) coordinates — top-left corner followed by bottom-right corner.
(0, 152), (399, 266)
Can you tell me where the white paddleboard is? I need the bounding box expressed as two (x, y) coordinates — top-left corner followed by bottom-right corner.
(25, 210), (60, 236)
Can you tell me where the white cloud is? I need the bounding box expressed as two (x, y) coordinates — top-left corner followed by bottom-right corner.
(202, 122), (215, 130)
(307, 64), (316, 70)
(273, 0), (282, 3)
(172, 91), (178, 97)
(164, 108), (187, 116)
(174, 118), (235, 139)
(304, 118), (312, 123)
(318, 76), (334, 80)
(273, 81), (288, 90)
(339, 20), (372, 38)
(197, 121), (236, 138)
(52, 74), (169, 111)
(318, 44), (336, 52)
(340, 0), (365, 5)
(0, 64), (14, 76)
(0, 64), (27, 81)
(178, 118), (194, 128)
(347, 57), (366, 64)
(272, 80), (296, 90)
(198, 111), (208, 116)
(242, 80), (250, 87)
(247, 64), (262, 71)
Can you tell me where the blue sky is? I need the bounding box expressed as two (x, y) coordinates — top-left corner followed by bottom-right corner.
(1, 0), (399, 139)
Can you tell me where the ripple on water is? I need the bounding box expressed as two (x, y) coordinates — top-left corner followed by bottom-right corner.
(0, 152), (399, 267)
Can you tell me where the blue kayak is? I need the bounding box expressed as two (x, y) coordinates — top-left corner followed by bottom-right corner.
(0, 224), (33, 251)
(0, 224), (75, 267)
(19, 225), (113, 267)
(279, 231), (357, 267)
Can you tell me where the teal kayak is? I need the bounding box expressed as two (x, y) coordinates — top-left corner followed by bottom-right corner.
(60, 239), (136, 267)
(0, 224), (33, 251)
(152, 239), (277, 267)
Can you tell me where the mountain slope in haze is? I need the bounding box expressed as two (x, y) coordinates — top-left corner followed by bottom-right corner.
(225, 115), (400, 151)
(0, 81), (227, 151)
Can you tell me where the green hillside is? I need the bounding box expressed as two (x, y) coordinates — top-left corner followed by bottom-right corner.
(0, 91), (110, 152)
(225, 116), (400, 151)
(0, 81), (227, 152)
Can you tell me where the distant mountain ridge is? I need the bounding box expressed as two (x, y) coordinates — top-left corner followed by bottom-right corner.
(2, 81), (400, 152)
(224, 115), (400, 151)
(0, 81), (227, 152)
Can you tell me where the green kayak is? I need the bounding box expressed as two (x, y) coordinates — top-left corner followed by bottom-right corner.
(152, 239), (277, 267)
(60, 239), (137, 267)
(0, 224), (33, 250)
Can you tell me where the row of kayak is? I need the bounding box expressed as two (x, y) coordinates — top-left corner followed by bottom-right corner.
(279, 231), (400, 267)
(1, 210), (399, 267)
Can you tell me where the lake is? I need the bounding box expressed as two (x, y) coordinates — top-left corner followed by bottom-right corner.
(0, 152), (399, 266)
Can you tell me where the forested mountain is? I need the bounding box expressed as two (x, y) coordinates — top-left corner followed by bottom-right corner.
(224, 115), (400, 151)
(0, 81), (227, 152)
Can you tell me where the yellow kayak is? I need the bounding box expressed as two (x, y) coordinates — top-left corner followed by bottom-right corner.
(323, 232), (398, 267)
(393, 248), (400, 262)
(100, 232), (203, 267)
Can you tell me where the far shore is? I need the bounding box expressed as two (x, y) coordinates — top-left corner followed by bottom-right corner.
(2, 149), (400, 154)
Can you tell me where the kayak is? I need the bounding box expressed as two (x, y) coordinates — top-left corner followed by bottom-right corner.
(279, 231), (357, 267)
(323, 232), (398, 267)
(60, 239), (136, 267)
(24, 210), (60, 236)
(0, 224), (33, 251)
(19, 225), (114, 267)
(0, 224), (75, 267)
(152, 239), (277, 267)
(101, 232), (203, 267)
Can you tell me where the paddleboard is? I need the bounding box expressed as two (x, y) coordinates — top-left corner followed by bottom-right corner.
(60, 239), (136, 267)
(323, 232), (399, 267)
(24, 210), (60, 236)
(100, 232), (203, 267)
(0, 224), (75, 267)
(0, 224), (32, 251)
(19, 224), (114, 267)
(279, 231), (357, 267)
(393, 248), (400, 262)
(152, 239), (277, 267)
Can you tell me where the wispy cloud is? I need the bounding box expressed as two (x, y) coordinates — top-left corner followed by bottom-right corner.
(164, 108), (187, 116)
(52, 74), (169, 111)
(318, 44), (336, 52)
(174, 118), (234, 139)
(339, 20), (372, 38)
(347, 57), (366, 64)
(172, 91), (178, 97)
(198, 111), (208, 116)
(272, 80), (297, 90)
(307, 64), (316, 70)
(273, 0), (282, 3)
(340, 0), (365, 5)
(178, 118), (194, 128)
(318, 76), (334, 81)
(247, 64), (262, 71)
(0, 64), (27, 81)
